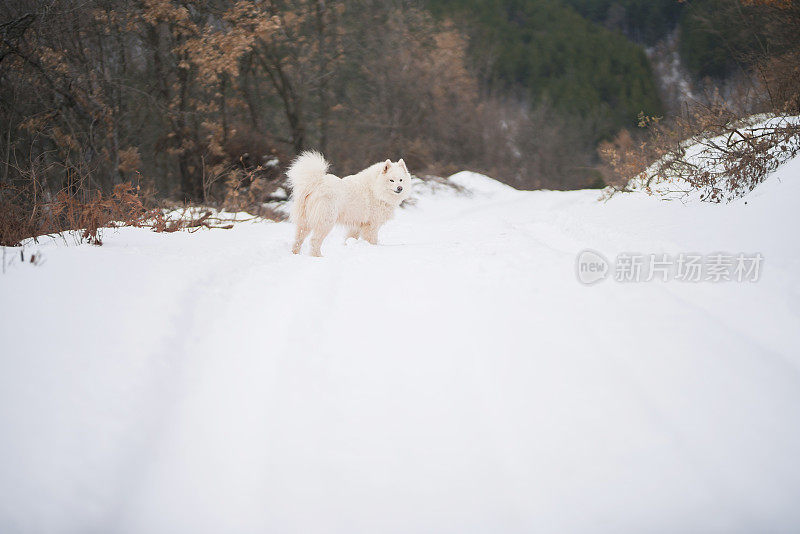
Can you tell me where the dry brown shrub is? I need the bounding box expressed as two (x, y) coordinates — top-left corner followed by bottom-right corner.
(117, 147), (142, 174)
(742, 0), (793, 8)
(1, 180), (154, 246)
(0, 176), (272, 247)
(218, 170), (286, 220)
(600, 106), (800, 202)
(761, 50), (800, 114)
(598, 129), (643, 189)
(597, 0), (800, 201)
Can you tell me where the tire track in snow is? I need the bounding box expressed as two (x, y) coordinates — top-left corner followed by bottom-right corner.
(489, 207), (777, 528)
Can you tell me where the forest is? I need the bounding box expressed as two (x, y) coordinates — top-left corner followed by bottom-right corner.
(1, 0), (797, 245)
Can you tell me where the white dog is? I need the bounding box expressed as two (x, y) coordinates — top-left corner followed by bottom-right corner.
(287, 151), (412, 256)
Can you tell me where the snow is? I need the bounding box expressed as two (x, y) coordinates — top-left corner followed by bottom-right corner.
(629, 115), (800, 203)
(2, 162), (800, 533)
(645, 29), (696, 111)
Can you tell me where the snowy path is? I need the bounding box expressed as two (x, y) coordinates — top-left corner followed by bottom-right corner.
(2, 168), (800, 533)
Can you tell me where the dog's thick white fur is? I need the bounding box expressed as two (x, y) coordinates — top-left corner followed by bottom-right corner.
(287, 151), (412, 256)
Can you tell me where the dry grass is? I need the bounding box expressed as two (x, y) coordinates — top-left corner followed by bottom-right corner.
(1, 168), (286, 247)
(0, 180), (152, 246)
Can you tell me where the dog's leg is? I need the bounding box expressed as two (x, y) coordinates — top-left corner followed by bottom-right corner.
(292, 224), (310, 254)
(309, 222), (334, 257)
(345, 225), (360, 241)
(362, 222), (379, 245)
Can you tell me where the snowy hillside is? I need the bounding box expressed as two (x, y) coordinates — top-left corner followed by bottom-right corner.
(2, 160), (800, 533)
(626, 115), (800, 203)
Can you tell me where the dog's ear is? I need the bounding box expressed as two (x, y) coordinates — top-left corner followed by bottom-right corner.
(382, 159), (391, 173)
(398, 158), (407, 172)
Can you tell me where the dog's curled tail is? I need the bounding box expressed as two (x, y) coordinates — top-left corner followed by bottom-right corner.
(286, 150), (329, 195)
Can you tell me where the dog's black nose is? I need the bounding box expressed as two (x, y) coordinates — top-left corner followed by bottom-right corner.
(396, 186), (403, 193)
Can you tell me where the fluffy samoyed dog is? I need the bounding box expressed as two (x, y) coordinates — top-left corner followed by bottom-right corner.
(287, 151), (412, 256)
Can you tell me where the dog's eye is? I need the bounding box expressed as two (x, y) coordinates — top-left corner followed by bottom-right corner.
(400, 179), (403, 182)
(390, 179), (394, 182)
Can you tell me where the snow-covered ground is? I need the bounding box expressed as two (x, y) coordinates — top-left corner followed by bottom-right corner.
(2, 160), (800, 533)
(628, 115), (800, 203)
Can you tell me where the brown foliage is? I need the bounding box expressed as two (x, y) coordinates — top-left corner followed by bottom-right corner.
(738, 0), (800, 113)
(761, 50), (800, 113)
(321, 8), (483, 173)
(0, 171), (266, 246)
(1, 0), (611, 214)
(601, 0), (800, 201)
(742, 0), (793, 8)
(1, 179), (153, 246)
(600, 106), (800, 202)
(598, 129), (644, 189)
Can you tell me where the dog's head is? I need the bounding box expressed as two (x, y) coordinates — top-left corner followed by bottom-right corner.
(376, 159), (412, 204)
